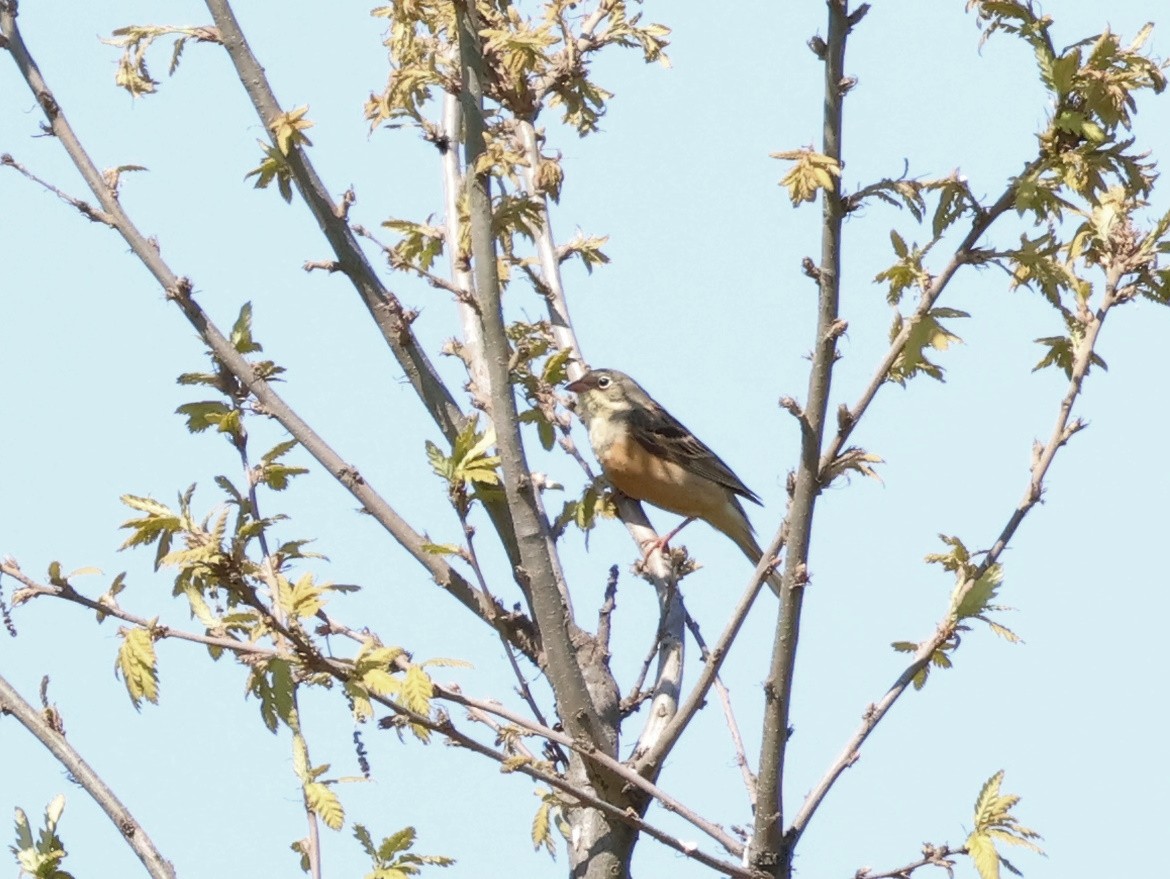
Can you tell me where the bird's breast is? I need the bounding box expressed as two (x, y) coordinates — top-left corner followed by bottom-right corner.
(595, 426), (729, 522)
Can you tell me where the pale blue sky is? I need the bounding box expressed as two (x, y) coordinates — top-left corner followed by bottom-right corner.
(2, 2), (1168, 878)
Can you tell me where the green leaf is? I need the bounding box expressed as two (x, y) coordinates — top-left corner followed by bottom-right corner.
(772, 148), (842, 205)
(377, 827), (416, 860)
(270, 105), (314, 155)
(968, 831), (1000, 879)
(117, 627), (159, 709)
(305, 782), (344, 830)
(230, 302), (262, 354)
(953, 564), (1004, 621)
(965, 769), (1045, 879)
(248, 657), (296, 733)
(245, 141), (295, 203)
(175, 401), (234, 434)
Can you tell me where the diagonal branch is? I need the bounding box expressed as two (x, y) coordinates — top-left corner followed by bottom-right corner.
(201, 0), (524, 573)
(0, 5), (537, 663)
(202, 0), (463, 442)
(819, 157), (1044, 477)
(0, 672), (177, 879)
(788, 265), (1122, 843)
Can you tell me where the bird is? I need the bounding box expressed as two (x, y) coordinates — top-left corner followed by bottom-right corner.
(566, 368), (781, 595)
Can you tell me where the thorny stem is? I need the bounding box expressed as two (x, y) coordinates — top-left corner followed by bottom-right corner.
(753, 3), (863, 873)
(0, 4), (539, 664)
(0, 672), (177, 879)
(788, 269), (1121, 842)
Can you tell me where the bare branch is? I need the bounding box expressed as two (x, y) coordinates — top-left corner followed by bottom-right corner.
(855, 842), (964, 879)
(685, 610), (757, 807)
(453, 0), (612, 766)
(0, 672), (177, 879)
(0, 153), (113, 225)
(752, 1), (856, 870)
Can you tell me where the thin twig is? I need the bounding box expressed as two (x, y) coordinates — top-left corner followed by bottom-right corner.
(684, 610), (757, 807)
(3, 561), (272, 655)
(0, 153), (112, 225)
(237, 439), (323, 879)
(789, 268), (1121, 842)
(855, 842), (965, 879)
(817, 156), (1042, 479)
(461, 507), (567, 767)
(596, 564), (619, 653)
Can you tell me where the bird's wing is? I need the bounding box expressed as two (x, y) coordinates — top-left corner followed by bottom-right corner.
(627, 401), (762, 505)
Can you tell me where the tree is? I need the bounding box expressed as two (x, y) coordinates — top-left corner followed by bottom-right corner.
(2, 1), (1168, 878)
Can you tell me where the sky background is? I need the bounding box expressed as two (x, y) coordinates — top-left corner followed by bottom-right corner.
(2, 2), (1169, 878)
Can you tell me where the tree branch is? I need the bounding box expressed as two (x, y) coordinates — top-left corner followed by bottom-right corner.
(788, 265), (1122, 842)
(0, 672), (177, 879)
(0, 6), (537, 663)
(452, 0), (612, 758)
(684, 610), (757, 807)
(855, 843), (964, 879)
(819, 157), (1043, 477)
(753, 3), (864, 873)
(201, 0), (464, 442)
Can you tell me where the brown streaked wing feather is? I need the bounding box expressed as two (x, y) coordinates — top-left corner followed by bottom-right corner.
(627, 401), (762, 505)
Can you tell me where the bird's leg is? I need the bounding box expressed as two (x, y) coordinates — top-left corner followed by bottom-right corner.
(642, 516), (696, 558)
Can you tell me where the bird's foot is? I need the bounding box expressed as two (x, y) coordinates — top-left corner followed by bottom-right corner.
(640, 517), (696, 559)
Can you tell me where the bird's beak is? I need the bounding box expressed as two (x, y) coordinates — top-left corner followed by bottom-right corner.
(565, 378), (589, 394)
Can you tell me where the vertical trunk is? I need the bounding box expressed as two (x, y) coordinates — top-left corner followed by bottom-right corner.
(565, 782), (639, 879)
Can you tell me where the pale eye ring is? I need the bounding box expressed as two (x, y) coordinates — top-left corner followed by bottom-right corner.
(596, 375), (612, 389)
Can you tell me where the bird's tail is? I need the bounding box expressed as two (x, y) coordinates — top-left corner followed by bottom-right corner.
(731, 527), (783, 597)
(711, 499), (782, 597)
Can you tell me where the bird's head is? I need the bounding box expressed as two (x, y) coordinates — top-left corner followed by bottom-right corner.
(566, 368), (648, 422)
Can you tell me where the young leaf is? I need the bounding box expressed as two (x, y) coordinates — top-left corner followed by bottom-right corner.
(116, 626), (159, 709)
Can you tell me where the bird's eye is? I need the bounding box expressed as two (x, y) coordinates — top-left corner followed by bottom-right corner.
(596, 375), (611, 389)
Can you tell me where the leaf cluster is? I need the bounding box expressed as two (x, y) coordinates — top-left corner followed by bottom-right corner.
(103, 25), (222, 97)
(966, 771), (1044, 879)
(367, 1), (669, 136)
(426, 415), (502, 516)
(353, 824), (455, 878)
(10, 796), (73, 879)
